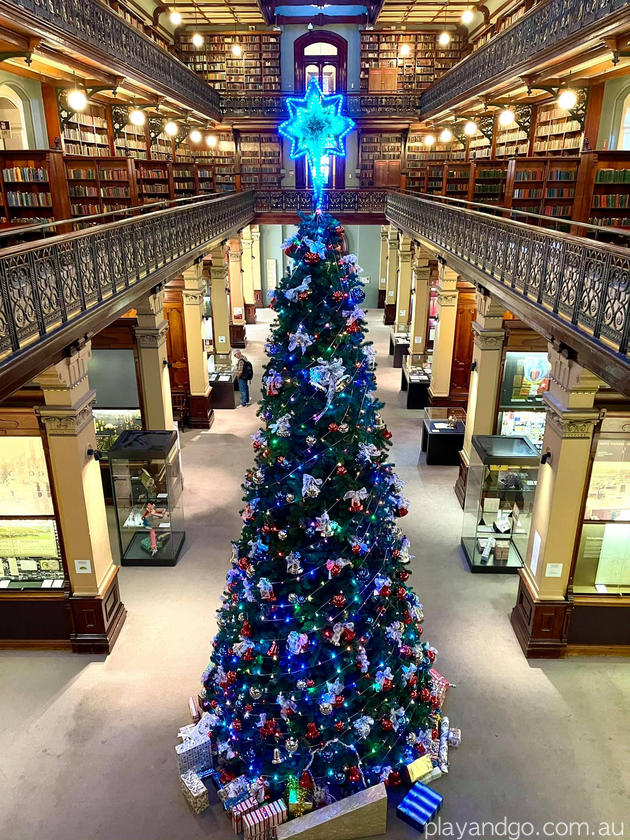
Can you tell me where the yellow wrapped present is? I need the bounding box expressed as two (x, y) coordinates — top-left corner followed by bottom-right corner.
(407, 754), (435, 784)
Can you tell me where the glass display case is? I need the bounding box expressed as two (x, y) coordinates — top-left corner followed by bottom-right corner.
(109, 430), (185, 566)
(574, 432), (630, 594)
(94, 409), (143, 454)
(0, 436), (66, 588)
(497, 351), (550, 450)
(461, 435), (539, 573)
(421, 407), (466, 465)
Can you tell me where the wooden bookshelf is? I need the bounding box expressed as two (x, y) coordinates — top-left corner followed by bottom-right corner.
(505, 157), (579, 223)
(178, 32), (281, 93)
(114, 120), (148, 160)
(494, 116), (529, 159)
(426, 164), (444, 195)
(65, 155), (137, 217)
(533, 102), (583, 156)
(172, 162), (197, 198)
(0, 150), (70, 226)
(60, 102), (112, 157)
(444, 163), (471, 199)
(573, 150), (630, 240)
(471, 162), (508, 204)
(360, 30), (465, 93)
(360, 133), (402, 187)
(150, 131), (174, 162)
(240, 133), (282, 190)
(468, 128), (492, 160)
(135, 160), (173, 203)
(213, 135), (237, 193)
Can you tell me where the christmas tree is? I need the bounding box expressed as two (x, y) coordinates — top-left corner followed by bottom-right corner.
(200, 209), (447, 803)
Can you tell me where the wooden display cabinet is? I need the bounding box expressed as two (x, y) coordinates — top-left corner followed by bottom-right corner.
(0, 149), (70, 228)
(135, 160), (173, 204)
(65, 156), (138, 218)
(573, 149), (630, 241)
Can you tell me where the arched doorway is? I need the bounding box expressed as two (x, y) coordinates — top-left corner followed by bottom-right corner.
(294, 31), (348, 190)
(0, 84), (28, 149)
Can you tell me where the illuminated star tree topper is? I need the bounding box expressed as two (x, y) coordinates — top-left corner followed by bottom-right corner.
(279, 79), (356, 208)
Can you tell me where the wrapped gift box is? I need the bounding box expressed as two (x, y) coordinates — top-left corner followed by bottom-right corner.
(180, 770), (209, 814)
(448, 728), (461, 748)
(397, 782), (443, 832)
(407, 754), (434, 784)
(429, 669), (450, 707)
(232, 796), (259, 833)
(243, 799), (288, 840)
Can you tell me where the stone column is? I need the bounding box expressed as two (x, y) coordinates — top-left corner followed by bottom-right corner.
(210, 243), (232, 363)
(251, 224), (263, 307)
(135, 287), (173, 430)
(182, 263), (213, 429)
(428, 261), (459, 402)
(228, 237), (246, 348)
(377, 226), (388, 308)
(35, 342), (126, 653)
(395, 235), (413, 332)
(455, 288), (505, 505)
(241, 225), (257, 324)
(511, 345), (603, 657)
(384, 225), (398, 325)
(409, 248), (431, 362)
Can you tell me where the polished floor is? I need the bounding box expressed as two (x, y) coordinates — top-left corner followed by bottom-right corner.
(0, 309), (628, 840)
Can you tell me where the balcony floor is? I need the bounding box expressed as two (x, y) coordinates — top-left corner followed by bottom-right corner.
(0, 310), (628, 839)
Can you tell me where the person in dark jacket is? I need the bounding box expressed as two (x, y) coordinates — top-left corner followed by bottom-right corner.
(234, 350), (251, 407)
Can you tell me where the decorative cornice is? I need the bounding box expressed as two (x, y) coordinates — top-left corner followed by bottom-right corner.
(544, 406), (600, 440)
(472, 324), (505, 351)
(182, 290), (205, 306)
(437, 291), (458, 307)
(35, 342), (92, 392)
(135, 321), (169, 349)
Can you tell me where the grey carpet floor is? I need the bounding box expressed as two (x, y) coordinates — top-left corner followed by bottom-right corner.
(0, 309), (628, 840)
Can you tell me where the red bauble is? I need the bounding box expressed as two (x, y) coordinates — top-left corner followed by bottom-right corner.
(306, 679), (315, 687)
(333, 694), (344, 707)
(300, 771), (314, 790)
(382, 678), (393, 692)
(346, 323), (361, 333)
(332, 593), (346, 608)
(421, 688), (431, 702)
(383, 430), (392, 440)
(379, 584), (392, 597)
(336, 464), (347, 476)
(220, 770), (235, 785)
(298, 291), (309, 301)
(431, 696), (440, 708)
(238, 557), (249, 570)
(349, 500), (363, 512)
(335, 720), (345, 731)
(381, 717), (394, 732)
(253, 441), (262, 450)
(392, 549), (400, 558)
(330, 564), (341, 577)
(388, 771), (402, 787)
(397, 507), (409, 517)
(226, 671), (237, 685)
(328, 423), (339, 433)
(262, 524), (272, 534)
(233, 719), (243, 731)
(397, 570), (410, 581)
(267, 641), (278, 656)
(241, 621), (252, 637)
(304, 251), (320, 265)
(347, 766), (361, 783)
(245, 704), (253, 712)
(351, 542), (362, 555)
(432, 728), (439, 740)
(342, 627), (356, 643)
(332, 290), (343, 302)
(323, 627), (333, 641)
(397, 586), (407, 600)
(243, 649), (254, 662)
(400, 644), (412, 658)
(306, 723), (320, 739)
(427, 649), (436, 662)
(410, 689), (418, 700)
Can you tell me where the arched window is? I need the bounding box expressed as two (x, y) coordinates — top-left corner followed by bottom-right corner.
(293, 32), (348, 190)
(619, 93), (630, 150)
(0, 84), (29, 149)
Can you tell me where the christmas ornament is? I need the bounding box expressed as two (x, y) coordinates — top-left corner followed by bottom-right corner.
(285, 737), (299, 754)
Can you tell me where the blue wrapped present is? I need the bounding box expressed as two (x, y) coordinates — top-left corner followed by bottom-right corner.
(397, 782), (443, 833)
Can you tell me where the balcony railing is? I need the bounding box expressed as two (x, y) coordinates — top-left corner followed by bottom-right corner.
(5, 0), (221, 119)
(386, 191), (630, 391)
(420, 0), (630, 114)
(221, 92), (421, 119)
(0, 192), (254, 388)
(254, 189), (389, 214)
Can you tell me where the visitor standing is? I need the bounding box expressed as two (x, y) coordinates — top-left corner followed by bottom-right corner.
(234, 350), (253, 407)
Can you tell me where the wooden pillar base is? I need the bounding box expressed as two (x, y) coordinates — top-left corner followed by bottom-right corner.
(230, 324), (246, 348)
(70, 570), (126, 654)
(510, 571), (571, 659)
(454, 452), (468, 509)
(188, 393), (215, 429)
(254, 290), (263, 307)
(377, 289), (386, 309)
(244, 303), (257, 324)
(383, 304), (395, 325)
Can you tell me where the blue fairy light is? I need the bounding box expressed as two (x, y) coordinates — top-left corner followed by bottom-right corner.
(279, 79), (356, 208)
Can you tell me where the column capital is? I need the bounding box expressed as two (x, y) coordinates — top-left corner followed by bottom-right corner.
(472, 323), (505, 351)
(543, 396), (601, 440)
(437, 260), (458, 288)
(182, 288), (205, 306)
(34, 341), (92, 393)
(37, 390), (97, 436)
(136, 288), (165, 317)
(135, 320), (169, 349)
(251, 224), (260, 242)
(387, 225), (399, 245)
(436, 290), (458, 307)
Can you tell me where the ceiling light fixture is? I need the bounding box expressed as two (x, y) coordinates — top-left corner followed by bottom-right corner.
(498, 107), (515, 126)
(129, 107), (146, 127)
(424, 134), (436, 147)
(189, 128), (202, 143)
(164, 120), (179, 137)
(206, 134), (218, 148)
(192, 32), (204, 48)
(439, 127), (453, 143)
(169, 10), (182, 25)
(438, 30), (452, 47)
(399, 43), (411, 57)
(557, 88), (578, 110)
(463, 119), (477, 135)
(67, 85), (87, 112)
(461, 9), (474, 25)
(231, 42), (242, 57)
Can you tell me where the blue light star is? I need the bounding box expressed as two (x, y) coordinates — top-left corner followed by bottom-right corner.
(279, 79), (356, 208)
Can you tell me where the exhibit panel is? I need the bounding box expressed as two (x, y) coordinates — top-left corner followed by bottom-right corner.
(89, 347), (144, 455)
(461, 435), (539, 573)
(496, 350), (550, 450)
(109, 431), (185, 566)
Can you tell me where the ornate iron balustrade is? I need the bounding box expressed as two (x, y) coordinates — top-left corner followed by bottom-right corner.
(221, 92), (421, 119)
(5, 0), (221, 118)
(0, 192), (254, 366)
(255, 189), (388, 214)
(420, 0), (630, 114)
(386, 191), (630, 366)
